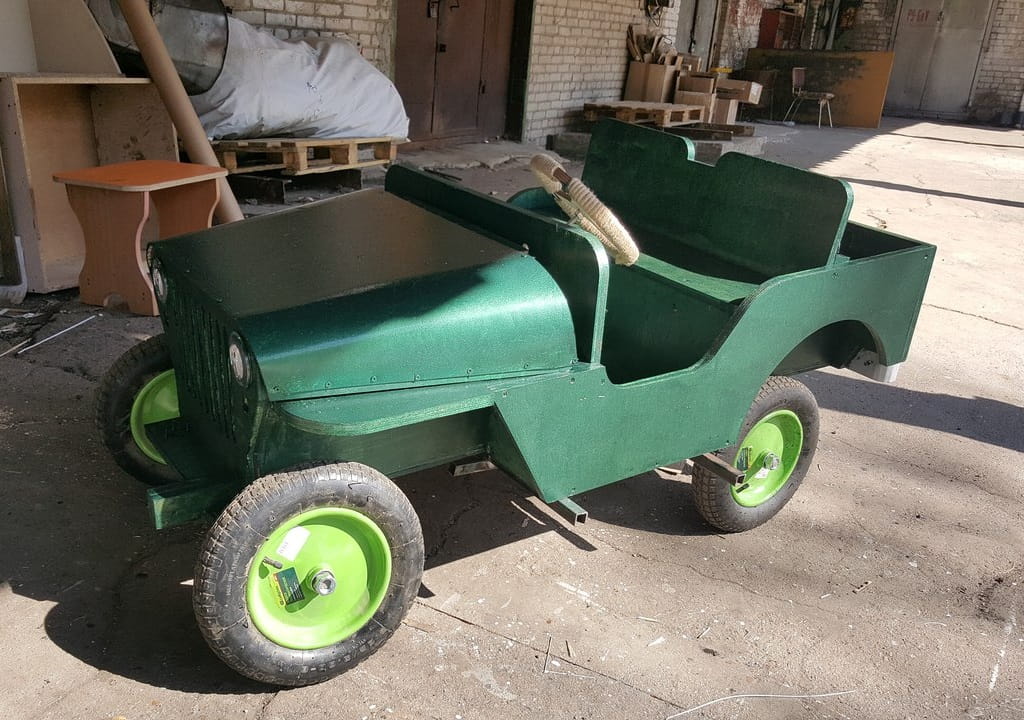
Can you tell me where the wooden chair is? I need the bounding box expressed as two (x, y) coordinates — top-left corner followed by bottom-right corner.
(783, 67), (834, 128)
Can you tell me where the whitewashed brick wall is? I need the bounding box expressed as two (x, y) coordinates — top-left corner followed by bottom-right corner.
(522, 0), (680, 143)
(713, 0), (784, 70)
(837, 0), (1024, 123)
(971, 0), (1024, 122)
(222, 0), (393, 75)
(833, 0), (898, 51)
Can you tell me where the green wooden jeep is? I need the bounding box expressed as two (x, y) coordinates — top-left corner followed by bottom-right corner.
(97, 121), (933, 685)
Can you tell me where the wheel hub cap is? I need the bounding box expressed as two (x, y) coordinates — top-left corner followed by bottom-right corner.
(246, 507), (392, 650)
(129, 369), (179, 464)
(730, 410), (804, 508)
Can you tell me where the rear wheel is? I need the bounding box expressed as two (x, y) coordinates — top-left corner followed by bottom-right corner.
(96, 334), (181, 484)
(692, 377), (819, 532)
(193, 462), (424, 686)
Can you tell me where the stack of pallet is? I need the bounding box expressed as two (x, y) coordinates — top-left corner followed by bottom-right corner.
(582, 101), (704, 128)
(211, 137), (398, 176)
(595, 28), (706, 125)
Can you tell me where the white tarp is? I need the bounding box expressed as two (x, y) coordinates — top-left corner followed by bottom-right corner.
(191, 17), (409, 140)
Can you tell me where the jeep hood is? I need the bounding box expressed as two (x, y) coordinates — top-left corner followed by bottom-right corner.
(241, 253), (576, 400)
(152, 188), (577, 402)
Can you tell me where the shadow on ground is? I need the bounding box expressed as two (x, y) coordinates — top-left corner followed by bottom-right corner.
(23, 366), (1020, 692)
(14, 449), (708, 693)
(803, 370), (1024, 453)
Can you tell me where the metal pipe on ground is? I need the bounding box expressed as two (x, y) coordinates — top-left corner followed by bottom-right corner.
(115, 0), (244, 224)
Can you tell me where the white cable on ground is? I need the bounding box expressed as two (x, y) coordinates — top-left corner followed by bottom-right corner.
(664, 689), (858, 718)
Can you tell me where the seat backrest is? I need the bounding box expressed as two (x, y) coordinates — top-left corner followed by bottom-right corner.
(792, 66), (806, 93)
(581, 120), (852, 278)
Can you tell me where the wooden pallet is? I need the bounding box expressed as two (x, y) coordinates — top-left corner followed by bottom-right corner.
(583, 101), (704, 127)
(212, 137), (398, 176)
(658, 122), (756, 141)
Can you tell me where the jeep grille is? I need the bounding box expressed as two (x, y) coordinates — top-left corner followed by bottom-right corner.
(165, 292), (236, 442)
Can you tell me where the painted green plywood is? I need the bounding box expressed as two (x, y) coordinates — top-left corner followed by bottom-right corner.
(240, 254), (577, 402)
(581, 120), (852, 279)
(145, 130), (933, 529)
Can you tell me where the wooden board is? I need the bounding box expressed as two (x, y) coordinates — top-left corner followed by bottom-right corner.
(0, 137), (17, 286)
(655, 122), (756, 141)
(55, 160), (226, 193)
(212, 137), (399, 176)
(91, 84), (179, 165)
(28, 0), (121, 75)
(0, 75), (176, 292)
(583, 102), (705, 127)
(744, 50), (895, 128)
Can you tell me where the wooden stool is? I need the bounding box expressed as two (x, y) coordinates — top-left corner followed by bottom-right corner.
(54, 160), (228, 315)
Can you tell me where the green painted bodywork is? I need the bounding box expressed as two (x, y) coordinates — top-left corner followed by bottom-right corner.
(144, 120), (934, 529)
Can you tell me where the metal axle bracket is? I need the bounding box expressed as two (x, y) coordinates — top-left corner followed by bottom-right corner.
(692, 453), (746, 486)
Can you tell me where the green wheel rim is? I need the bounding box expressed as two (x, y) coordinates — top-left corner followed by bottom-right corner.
(731, 409), (804, 508)
(246, 507), (392, 650)
(129, 369), (179, 464)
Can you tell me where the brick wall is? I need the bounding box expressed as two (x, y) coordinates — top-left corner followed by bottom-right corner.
(833, 0), (898, 51)
(521, 1), (679, 143)
(834, 0), (1023, 123)
(971, 0), (1024, 122)
(713, 0), (784, 70)
(222, 0), (393, 75)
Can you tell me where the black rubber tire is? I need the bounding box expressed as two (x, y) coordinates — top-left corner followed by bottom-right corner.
(193, 462), (425, 686)
(95, 334), (180, 485)
(692, 376), (819, 533)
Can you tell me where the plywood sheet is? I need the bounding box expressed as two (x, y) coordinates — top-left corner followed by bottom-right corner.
(17, 83), (99, 291)
(28, 0), (121, 75)
(744, 50), (895, 128)
(91, 84), (177, 165)
(0, 76), (176, 292)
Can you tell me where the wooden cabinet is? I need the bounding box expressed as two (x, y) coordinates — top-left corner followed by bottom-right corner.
(758, 9), (804, 50)
(0, 75), (176, 293)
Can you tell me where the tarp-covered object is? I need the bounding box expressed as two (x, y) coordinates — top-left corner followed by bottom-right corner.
(191, 17), (409, 140)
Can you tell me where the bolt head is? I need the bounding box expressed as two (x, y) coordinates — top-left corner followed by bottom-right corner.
(311, 570), (337, 596)
(763, 453), (781, 471)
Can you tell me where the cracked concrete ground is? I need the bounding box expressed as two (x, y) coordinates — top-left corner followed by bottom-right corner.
(0, 118), (1021, 720)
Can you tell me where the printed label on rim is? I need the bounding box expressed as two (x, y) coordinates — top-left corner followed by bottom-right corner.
(271, 567), (306, 606)
(276, 526), (311, 561)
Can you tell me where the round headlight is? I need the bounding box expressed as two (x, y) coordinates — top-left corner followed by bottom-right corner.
(228, 333), (251, 386)
(152, 263), (168, 302)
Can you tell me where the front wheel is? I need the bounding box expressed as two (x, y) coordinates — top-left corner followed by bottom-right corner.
(692, 376), (819, 532)
(96, 334), (181, 485)
(193, 463), (424, 686)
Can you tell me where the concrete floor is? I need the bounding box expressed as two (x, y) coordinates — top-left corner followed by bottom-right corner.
(1, 118), (1022, 719)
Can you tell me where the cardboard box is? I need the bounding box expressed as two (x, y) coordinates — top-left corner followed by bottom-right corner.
(673, 90), (714, 120)
(716, 79), (763, 104)
(624, 61), (678, 103)
(678, 53), (703, 72)
(680, 73), (716, 94)
(711, 97), (739, 125)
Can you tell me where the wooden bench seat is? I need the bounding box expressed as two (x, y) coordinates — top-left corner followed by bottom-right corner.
(582, 120), (853, 293)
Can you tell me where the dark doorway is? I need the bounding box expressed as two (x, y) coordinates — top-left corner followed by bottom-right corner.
(395, 0), (517, 143)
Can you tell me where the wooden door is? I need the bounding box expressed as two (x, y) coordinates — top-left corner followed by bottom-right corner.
(395, 0), (515, 142)
(886, 0), (995, 118)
